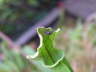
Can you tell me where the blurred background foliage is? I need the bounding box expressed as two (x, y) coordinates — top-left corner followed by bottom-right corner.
(0, 0), (60, 39)
(0, 0), (58, 23)
(56, 19), (96, 72)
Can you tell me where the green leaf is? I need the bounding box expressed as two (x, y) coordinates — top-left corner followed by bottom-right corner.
(29, 27), (73, 72)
